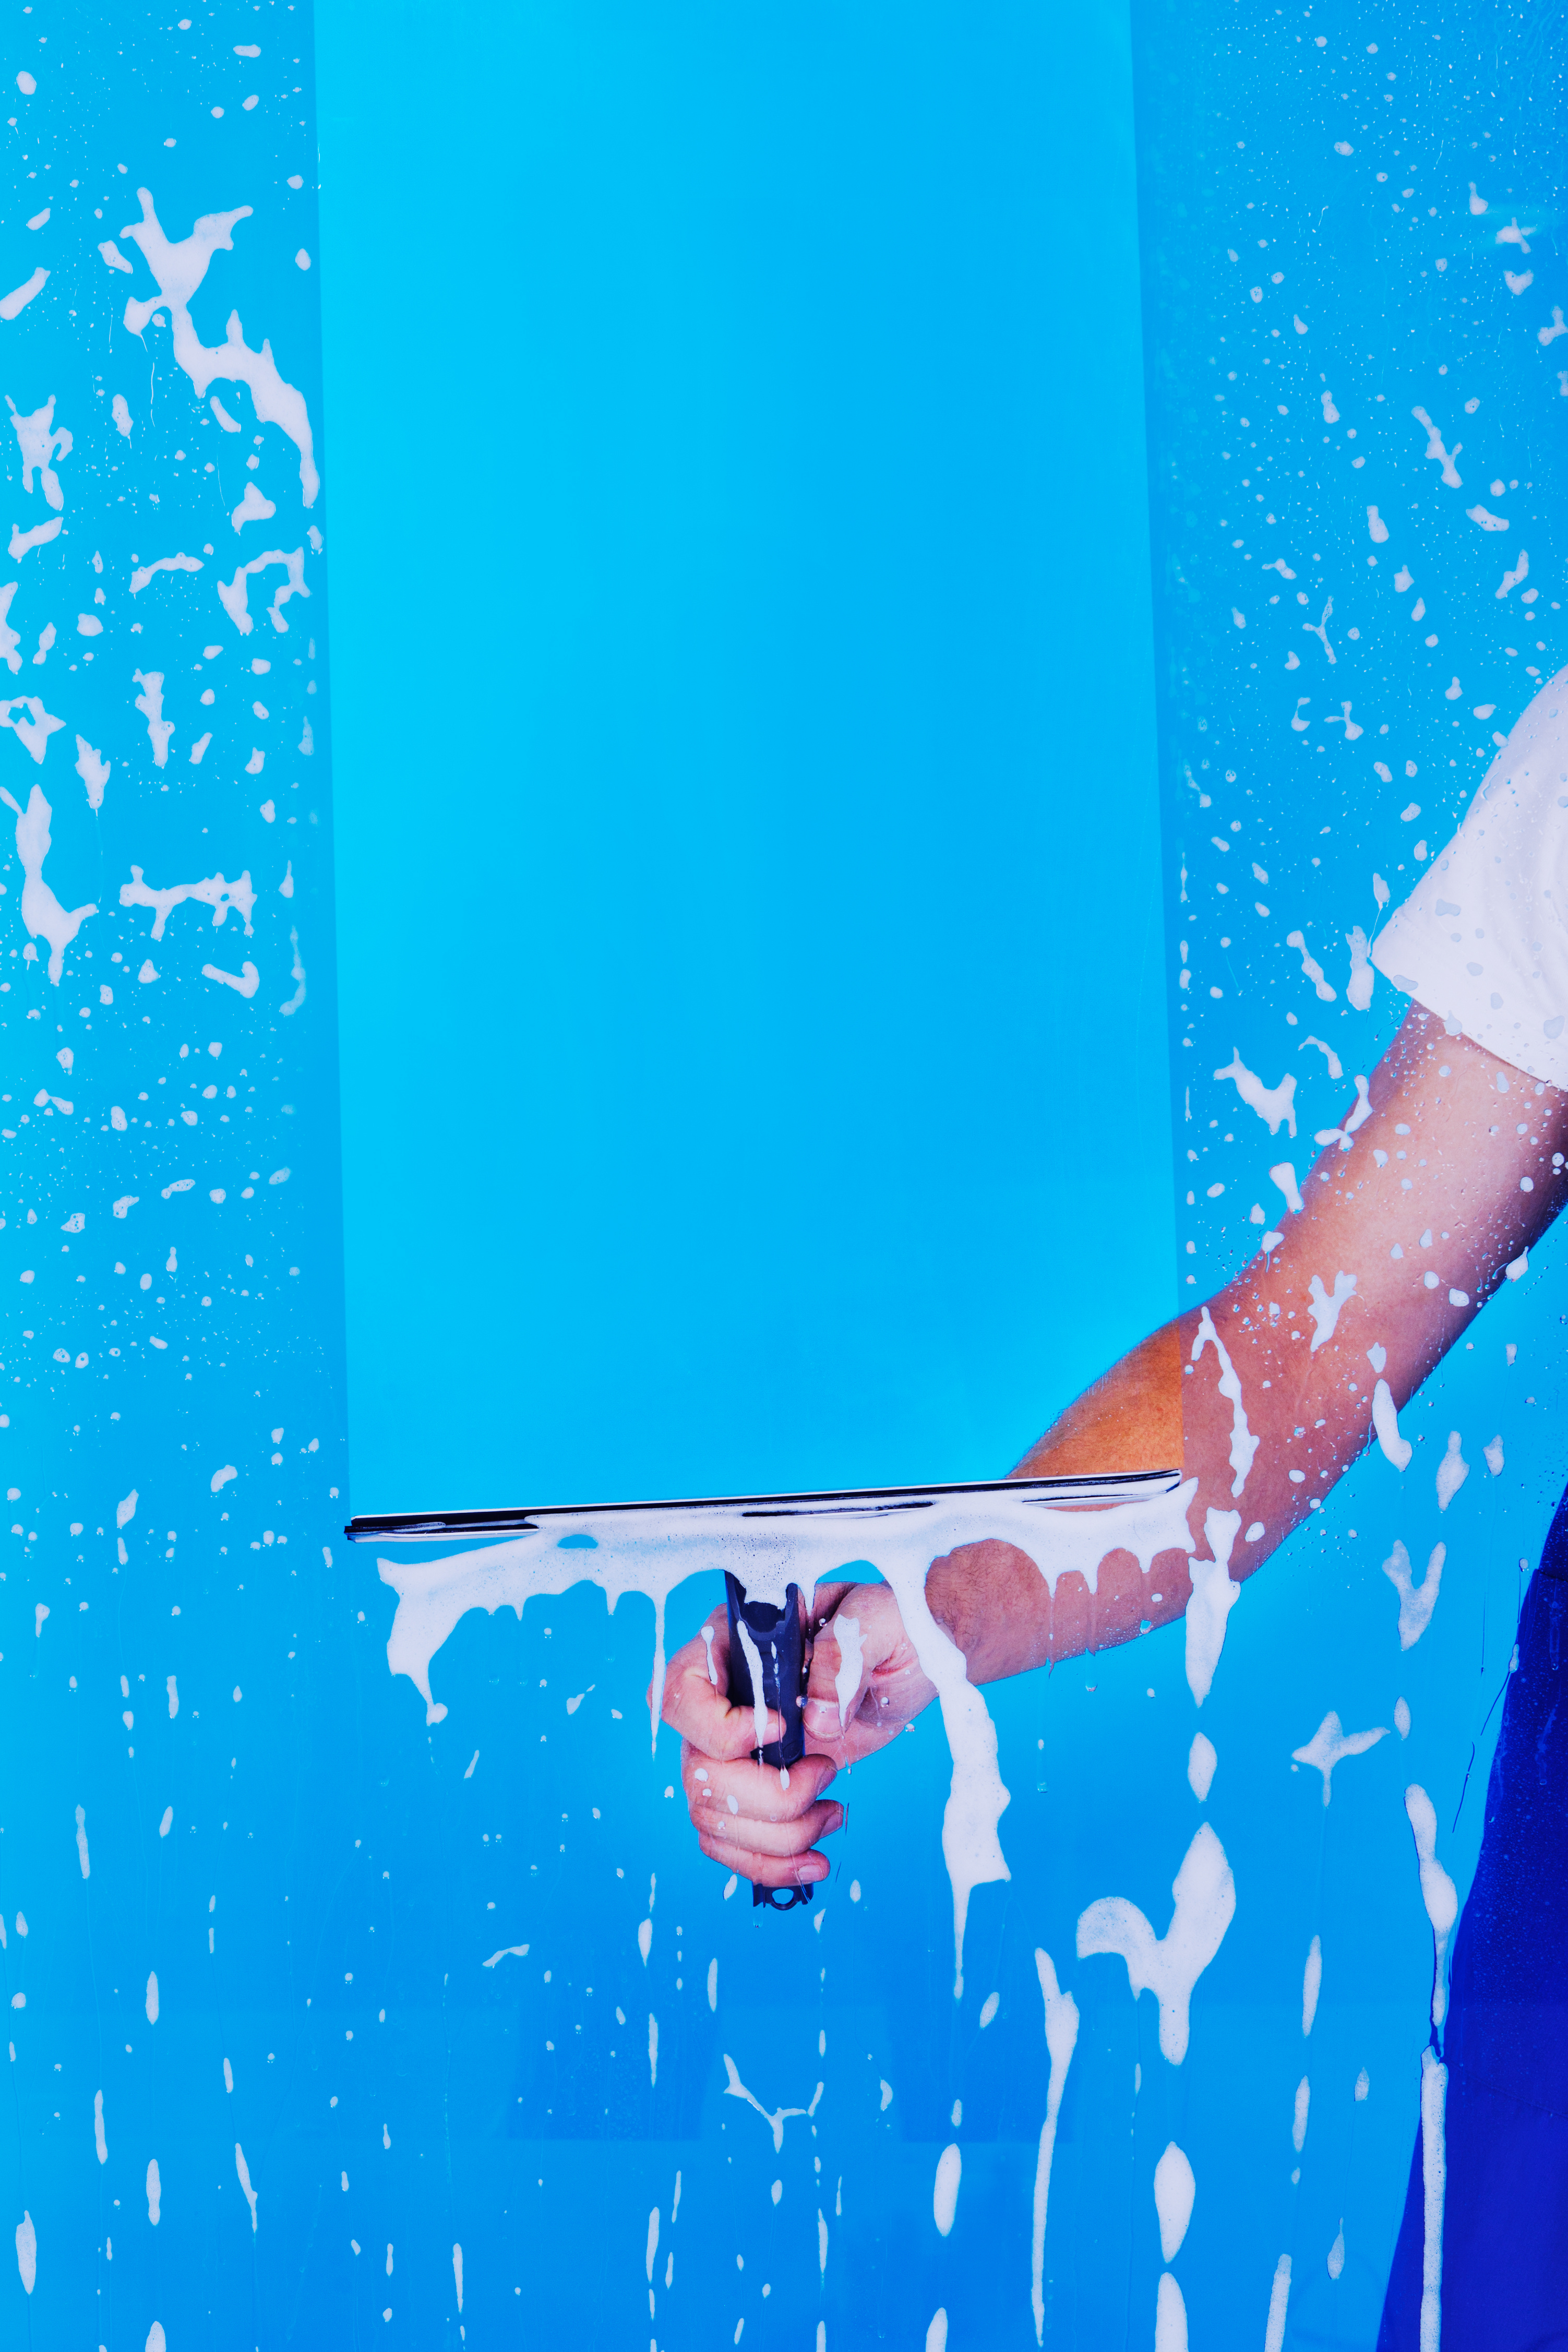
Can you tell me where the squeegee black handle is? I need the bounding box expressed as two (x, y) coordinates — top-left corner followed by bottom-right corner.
(724, 1572), (813, 1912)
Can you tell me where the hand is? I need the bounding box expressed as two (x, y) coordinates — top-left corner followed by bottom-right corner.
(660, 1578), (936, 1889)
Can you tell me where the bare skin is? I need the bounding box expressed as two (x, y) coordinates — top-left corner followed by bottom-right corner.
(660, 1008), (1568, 1888)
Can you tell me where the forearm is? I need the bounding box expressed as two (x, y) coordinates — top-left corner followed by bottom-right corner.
(927, 1008), (1568, 1685)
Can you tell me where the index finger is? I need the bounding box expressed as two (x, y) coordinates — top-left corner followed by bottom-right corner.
(659, 1606), (785, 1761)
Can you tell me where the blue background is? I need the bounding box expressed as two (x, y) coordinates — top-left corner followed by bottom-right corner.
(5, 0), (1552, 2345)
(318, 0), (1174, 1513)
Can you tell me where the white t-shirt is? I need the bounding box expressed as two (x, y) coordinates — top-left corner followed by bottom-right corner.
(1371, 666), (1568, 1091)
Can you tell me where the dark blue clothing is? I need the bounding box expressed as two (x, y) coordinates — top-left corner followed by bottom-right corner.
(1379, 1496), (1568, 2348)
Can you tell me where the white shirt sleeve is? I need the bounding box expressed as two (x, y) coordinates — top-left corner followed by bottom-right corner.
(1370, 665), (1568, 1091)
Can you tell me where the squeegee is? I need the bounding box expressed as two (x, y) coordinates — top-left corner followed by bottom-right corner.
(346, 1470), (1180, 1911)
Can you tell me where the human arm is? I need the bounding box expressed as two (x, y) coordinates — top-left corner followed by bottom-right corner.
(662, 1004), (1568, 1882)
(928, 1002), (1568, 1675)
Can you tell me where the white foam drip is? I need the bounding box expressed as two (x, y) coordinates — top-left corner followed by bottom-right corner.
(1384, 1540), (1445, 1650)
(1372, 1380), (1413, 1472)
(1419, 2046), (1447, 2352)
(1263, 2253), (1292, 2352)
(1291, 1711), (1389, 1803)
(732, 1616), (768, 1760)
(1153, 2140), (1195, 2263)
(1405, 1786), (1459, 2030)
(932, 2143), (961, 2237)
(1292, 2074), (1311, 2152)
(377, 1481), (1196, 1993)
(1186, 1733), (1216, 1801)
(15, 2210), (35, 2295)
(1184, 1508), (1241, 1706)
(1075, 1823), (1236, 2064)
(832, 1615), (864, 1729)
(1155, 2271), (1188, 2352)
(1030, 1951), (1079, 2345)
(1435, 1431), (1469, 1512)
(1301, 1935), (1322, 2035)
(1191, 1307), (1259, 1494)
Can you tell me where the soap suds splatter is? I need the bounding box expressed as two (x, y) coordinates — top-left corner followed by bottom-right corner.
(202, 959), (259, 998)
(1, 785), (96, 981)
(120, 866), (255, 940)
(1075, 1823), (1236, 2063)
(1412, 408), (1463, 487)
(1213, 1049), (1297, 1137)
(1314, 1074), (1372, 1148)
(1435, 1432), (1469, 1512)
(8, 517), (60, 559)
(1270, 1161), (1304, 1215)
(1307, 1271), (1357, 1352)
(1263, 2254), (1292, 2352)
(1300, 1034), (1343, 1078)
(1187, 1734), (1217, 1801)
(7, 395), (69, 508)
(132, 670), (173, 765)
(1291, 1712), (1388, 1804)
(118, 191), (318, 505)
(129, 552), (202, 596)
(217, 547), (308, 635)
(721, 2055), (807, 2153)
(1384, 1541), (1445, 1650)
(230, 482), (276, 532)
(1286, 930), (1336, 1001)
(74, 735), (110, 810)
